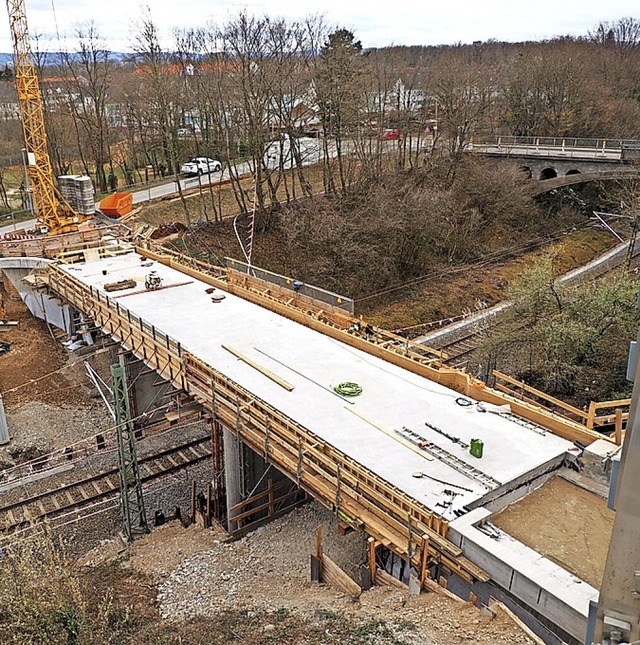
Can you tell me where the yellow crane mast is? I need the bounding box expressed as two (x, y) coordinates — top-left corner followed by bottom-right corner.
(6, 0), (91, 235)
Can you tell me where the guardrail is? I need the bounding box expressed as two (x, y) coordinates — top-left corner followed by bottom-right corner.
(472, 135), (640, 151)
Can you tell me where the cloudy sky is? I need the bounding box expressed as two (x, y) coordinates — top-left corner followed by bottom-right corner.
(0, 0), (637, 53)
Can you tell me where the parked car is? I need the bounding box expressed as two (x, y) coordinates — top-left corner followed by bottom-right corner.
(381, 128), (400, 141)
(181, 157), (222, 176)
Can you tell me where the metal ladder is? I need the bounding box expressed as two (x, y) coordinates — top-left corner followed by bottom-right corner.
(499, 413), (547, 436)
(396, 426), (502, 490)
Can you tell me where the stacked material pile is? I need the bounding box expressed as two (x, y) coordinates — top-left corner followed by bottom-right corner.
(58, 175), (95, 215)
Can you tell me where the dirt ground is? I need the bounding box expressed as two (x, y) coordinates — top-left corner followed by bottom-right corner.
(79, 502), (538, 645)
(0, 282), (114, 468)
(493, 476), (614, 589)
(0, 281), (78, 408)
(365, 227), (616, 332)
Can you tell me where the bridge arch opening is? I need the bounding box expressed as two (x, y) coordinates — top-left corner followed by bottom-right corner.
(566, 169), (581, 176)
(519, 166), (532, 179)
(540, 167), (558, 180)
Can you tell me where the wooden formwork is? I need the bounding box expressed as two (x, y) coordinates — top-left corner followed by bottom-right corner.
(45, 262), (486, 584)
(0, 225), (131, 259)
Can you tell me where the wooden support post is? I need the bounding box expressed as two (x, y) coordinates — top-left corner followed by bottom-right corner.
(190, 480), (197, 524)
(296, 436), (303, 484)
(419, 536), (430, 586)
(268, 477), (275, 515)
(586, 401), (597, 430)
(316, 524), (323, 580)
(206, 483), (212, 528)
(368, 537), (377, 584)
(316, 525), (323, 560)
(615, 408), (623, 446)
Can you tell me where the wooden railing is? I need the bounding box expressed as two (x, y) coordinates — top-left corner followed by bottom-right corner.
(0, 224), (131, 259)
(493, 370), (629, 445)
(227, 477), (304, 531)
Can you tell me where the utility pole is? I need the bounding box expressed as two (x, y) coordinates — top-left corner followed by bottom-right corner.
(111, 362), (148, 542)
(589, 318), (640, 644)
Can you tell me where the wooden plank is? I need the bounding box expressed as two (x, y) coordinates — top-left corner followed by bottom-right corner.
(164, 403), (202, 422)
(592, 398), (632, 410)
(321, 553), (361, 599)
(419, 536), (429, 585)
(227, 479), (291, 513)
(422, 574), (464, 601)
(316, 525), (323, 561)
(586, 401), (597, 430)
(488, 599), (546, 645)
(375, 567), (408, 590)
(368, 537), (377, 582)
(222, 344), (294, 391)
(615, 408), (623, 446)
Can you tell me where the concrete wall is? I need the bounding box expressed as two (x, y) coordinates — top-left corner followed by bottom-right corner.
(0, 258), (73, 334)
(449, 508), (598, 643)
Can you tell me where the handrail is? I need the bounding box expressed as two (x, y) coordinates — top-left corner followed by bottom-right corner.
(471, 135), (640, 151)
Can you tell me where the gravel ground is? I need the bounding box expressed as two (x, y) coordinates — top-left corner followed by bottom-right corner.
(57, 456), (215, 557)
(116, 502), (536, 645)
(3, 400), (113, 464)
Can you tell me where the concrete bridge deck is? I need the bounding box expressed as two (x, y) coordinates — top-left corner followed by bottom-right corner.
(4, 244), (610, 642)
(55, 250), (572, 517)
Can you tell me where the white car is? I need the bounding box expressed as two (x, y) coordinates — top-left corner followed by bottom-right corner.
(181, 157), (222, 176)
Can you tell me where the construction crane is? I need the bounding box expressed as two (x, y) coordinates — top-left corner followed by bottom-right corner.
(6, 0), (91, 235)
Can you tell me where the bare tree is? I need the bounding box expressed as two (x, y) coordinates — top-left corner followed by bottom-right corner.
(60, 22), (113, 192)
(132, 7), (190, 217)
(590, 17), (640, 57)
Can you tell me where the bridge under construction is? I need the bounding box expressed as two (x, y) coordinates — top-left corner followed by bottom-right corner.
(0, 231), (625, 644)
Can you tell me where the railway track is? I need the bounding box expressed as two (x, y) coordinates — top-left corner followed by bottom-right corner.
(438, 331), (481, 369)
(0, 435), (212, 539)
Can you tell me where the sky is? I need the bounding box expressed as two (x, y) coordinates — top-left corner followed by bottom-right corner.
(0, 0), (638, 54)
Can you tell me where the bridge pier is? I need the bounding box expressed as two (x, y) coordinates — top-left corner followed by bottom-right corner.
(222, 425), (305, 535)
(223, 427), (243, 530)
(118, 351), (174, 434)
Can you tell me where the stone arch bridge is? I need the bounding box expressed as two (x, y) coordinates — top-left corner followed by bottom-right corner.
(469, 136), (640, 191)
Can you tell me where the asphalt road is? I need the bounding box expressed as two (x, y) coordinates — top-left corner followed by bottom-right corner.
(0, 162), (251, 236)
(0, 140), (344, 236)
